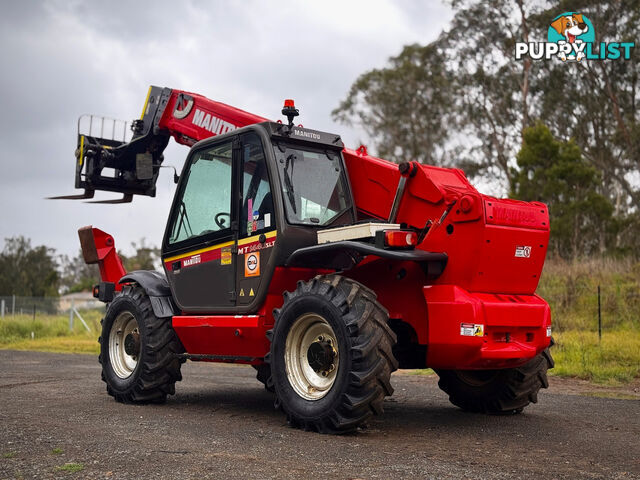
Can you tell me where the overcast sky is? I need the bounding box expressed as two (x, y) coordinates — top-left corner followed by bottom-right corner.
(0, 0), (452, 258)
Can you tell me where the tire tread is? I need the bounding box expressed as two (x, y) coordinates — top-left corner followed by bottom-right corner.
(268, 274), (397, 434)
(99, 285), (184, 404)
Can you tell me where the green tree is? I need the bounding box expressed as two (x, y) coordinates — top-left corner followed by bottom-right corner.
(59, 251), (99, 293)
(0, 237), (59, 296)
(120, 239), (160, 272)
(533, 0), (640, 208)
(334, 0), (640, 257)
(511, 123), (613, 259)
(442, 0), (546, 185)
(332, 43), (454, 164)
(59, 239), (161, 293)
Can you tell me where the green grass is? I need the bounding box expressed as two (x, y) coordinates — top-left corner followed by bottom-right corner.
(51, 448), (63, 455)
(0, 311), (102, 355)
(2, 335), (100, 355)
(56, 463), (84, 473)
(538, 257), (640, 332)
(550, 329), (640, 384)
(3, 452), (16, 459)
(582, 391), (638, 400)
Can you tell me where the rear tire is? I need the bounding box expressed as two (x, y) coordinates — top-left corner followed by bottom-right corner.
(267, 275), (398, 434)
(436, 346), (554, 414)
(98, 285), (184, 403)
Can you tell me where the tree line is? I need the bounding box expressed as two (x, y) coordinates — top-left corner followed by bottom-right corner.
(333, 0), (639, 259)
(0, 236), (159, 297)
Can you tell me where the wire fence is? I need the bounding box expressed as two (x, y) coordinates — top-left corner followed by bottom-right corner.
(0, 295), (105, 333)
(0, 295), (104, 317)
(0, 283), (637, 335)
(536, 283), (639, 334)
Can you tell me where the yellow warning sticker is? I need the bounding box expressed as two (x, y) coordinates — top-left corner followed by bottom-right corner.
(239, 288), (245, 297)
(221, 247), (232, 265)
(249, 288), (255, 297)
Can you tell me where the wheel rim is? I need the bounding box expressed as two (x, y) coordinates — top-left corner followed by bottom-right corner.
(284, 313), (339, 401)
(109, 311), (140, 379)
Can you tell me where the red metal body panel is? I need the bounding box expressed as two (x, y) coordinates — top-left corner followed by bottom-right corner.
(342, 147), (552, 367)
(422, 285), (551, 369)
(345, 260), (430, 344)
(79, 227), (127, 291)
(157, 90), (268, 146)
(343, 147), (550, 294)
(172, 315), (267, 361)
(171, 266), (327, 363)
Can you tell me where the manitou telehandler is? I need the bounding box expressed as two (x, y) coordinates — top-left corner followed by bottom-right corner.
(56, 86), (553, 433)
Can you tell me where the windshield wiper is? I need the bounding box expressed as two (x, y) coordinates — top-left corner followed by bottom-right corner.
(174, 200), (193, 241)
(283, 153), (297, 214)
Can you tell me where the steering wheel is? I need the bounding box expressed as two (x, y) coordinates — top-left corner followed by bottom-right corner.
(214, 212), (231, 229)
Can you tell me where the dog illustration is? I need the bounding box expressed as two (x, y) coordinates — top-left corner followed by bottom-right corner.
(550, 13), (589, 61)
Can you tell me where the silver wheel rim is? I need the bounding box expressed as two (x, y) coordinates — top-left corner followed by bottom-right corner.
(285, 313), (339, 401)
(109, 311), (140, 379)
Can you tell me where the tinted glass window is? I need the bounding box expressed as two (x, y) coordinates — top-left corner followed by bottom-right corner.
(168, 142), (232, 245)
(241, 134), (274, 237)
(274, 145), (350, 226)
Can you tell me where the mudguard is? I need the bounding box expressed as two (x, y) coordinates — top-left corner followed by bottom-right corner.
(119, 270), (177, 318)
(285, 240), (447, 278)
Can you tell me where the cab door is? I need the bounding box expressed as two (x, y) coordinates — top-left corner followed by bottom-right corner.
(236, 132), (276, 307)
(162, 138), (239, 312)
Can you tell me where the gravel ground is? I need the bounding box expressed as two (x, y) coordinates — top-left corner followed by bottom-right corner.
(0, 350), (638, 479)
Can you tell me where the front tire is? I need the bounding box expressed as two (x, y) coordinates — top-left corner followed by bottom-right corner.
(98, 285), (184, 403)
(436, 346), (554, 414)
(268, 275), (398, 434)
(252, 363), (275, 392)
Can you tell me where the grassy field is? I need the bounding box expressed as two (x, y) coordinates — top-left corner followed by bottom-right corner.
(0, 258), (638, 385)
(0, 311), (101, 355)
(552, 330), (640, 383)
(537, 257), (640, 332)
(537, 257), (640, 384)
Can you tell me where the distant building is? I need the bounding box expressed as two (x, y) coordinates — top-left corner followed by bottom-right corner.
(59, 292), (101, 311)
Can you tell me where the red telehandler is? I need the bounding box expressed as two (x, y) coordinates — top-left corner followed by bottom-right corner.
(58, 86), (553, 433)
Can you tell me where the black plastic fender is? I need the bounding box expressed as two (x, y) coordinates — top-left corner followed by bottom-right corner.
(119, 270), (177, 318)
(285, 241), (448, 278)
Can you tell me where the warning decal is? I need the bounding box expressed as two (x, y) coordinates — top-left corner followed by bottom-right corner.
(221, 247), (232, 265)
(515, 245), (531, 258)
(244, 251), (260, 277)
(460, 323), (484, 337)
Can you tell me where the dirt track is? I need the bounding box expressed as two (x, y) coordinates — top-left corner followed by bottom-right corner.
(0, 350), (638, 479)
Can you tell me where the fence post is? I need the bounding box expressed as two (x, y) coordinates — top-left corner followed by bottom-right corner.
(32, 304), (36, 320)
(597, 285), (602, 343)
(69, 300), (74, 331)
(1, 299), (4, 319)
(11, 294), (15, 316)
(72, 306), (92, 333)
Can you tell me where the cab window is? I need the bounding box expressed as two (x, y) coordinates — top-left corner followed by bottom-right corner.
(274, 144), (350, 226)
(241, 133), (275, 237)
(168, 141), (233, 245)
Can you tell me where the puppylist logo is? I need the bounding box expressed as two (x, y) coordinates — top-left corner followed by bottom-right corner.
(515, 12), (634, 62)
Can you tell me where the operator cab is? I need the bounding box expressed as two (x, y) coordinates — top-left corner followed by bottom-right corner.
(161, 117), (354, 314)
